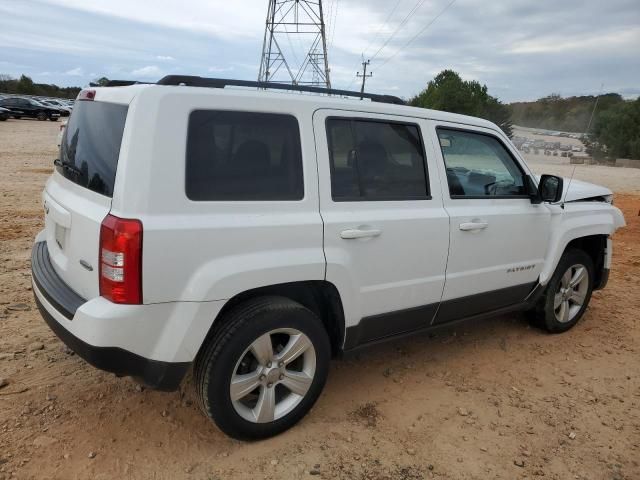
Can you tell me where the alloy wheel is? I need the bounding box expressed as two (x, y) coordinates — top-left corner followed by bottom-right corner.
(230, 328), (316, 423)
(553, 263), (589, 323)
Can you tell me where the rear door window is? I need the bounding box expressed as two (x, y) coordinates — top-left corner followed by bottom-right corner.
(186, 110), (304, 201)
(326, 118), (429, 201)
(58, 101), (128, 197)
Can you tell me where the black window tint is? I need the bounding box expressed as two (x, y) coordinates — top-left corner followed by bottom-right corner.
(58, 101), (128, 197)
(186, 111), (304, 201)
(327, 118), (428, 201)
(437, 128), (527, 198)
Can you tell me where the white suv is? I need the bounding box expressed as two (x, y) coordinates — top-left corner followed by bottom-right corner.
(32, 76), (625, 439)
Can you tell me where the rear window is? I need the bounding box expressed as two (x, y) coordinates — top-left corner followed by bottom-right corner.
(57, 101), (128, 197)
(186, 110), (304, 201)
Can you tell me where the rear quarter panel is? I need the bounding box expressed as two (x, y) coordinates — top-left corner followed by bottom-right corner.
(110, 87), (325, 303)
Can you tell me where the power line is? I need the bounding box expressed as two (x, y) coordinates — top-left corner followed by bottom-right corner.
(329, 0), (339, 50)
(362, 0), (403, 58)
(377, 0), (457, 71)
(344, 0), (421, 90)
(370, 0), (429, 62)
(325, 0), (334, 41)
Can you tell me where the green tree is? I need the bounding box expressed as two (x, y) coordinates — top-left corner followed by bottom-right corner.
(591, 98), (640, 159)
(17, 74), (36, 94)
(410, 70), (513, 138)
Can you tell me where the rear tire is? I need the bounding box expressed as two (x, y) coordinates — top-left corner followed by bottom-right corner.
(530, 249), (594, 333)
(49, 117), (58, 122)
(194, 296), (331, 440)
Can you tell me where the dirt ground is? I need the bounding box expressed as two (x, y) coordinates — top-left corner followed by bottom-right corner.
(0, 118), (638, 480)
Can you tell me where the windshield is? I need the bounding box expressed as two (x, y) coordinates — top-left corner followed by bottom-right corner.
(57, 101), (128, 197)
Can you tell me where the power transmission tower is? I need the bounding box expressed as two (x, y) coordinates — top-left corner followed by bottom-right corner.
(357, 59), (372, 98)
(258, 0), (331, 88)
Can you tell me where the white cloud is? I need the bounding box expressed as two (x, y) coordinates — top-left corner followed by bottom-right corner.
(208, 66), (234, 73)
(39, 0), (266, 39)
(65, 67), (84, 76)
(131, 65), (163, 77)
(156, 55), (175, 61)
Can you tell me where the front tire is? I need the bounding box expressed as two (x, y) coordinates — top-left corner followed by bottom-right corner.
(194, 296), (331, 440)
(532, 249), (594, 333)
(37, 111), (47, 121)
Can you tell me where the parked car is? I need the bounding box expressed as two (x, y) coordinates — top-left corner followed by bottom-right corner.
(31, 76), (625, 440)
(0, 106), (10, 121)
(40, 99), (72, 116)
(0, 97), (61, 121)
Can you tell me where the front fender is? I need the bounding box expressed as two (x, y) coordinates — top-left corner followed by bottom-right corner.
(540, 203), (625, 285)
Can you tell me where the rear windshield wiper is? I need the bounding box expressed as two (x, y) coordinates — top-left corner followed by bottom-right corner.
(53, 158), (82, 176)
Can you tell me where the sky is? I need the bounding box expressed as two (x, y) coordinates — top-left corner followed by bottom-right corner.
(0, 0), (639, 102)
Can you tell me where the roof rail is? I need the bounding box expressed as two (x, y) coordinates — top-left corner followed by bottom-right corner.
(156, 75), (405, 105)
(89, 80), (152, 87)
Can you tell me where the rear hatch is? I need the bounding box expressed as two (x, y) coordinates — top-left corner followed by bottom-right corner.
(43, 96), (128, 301)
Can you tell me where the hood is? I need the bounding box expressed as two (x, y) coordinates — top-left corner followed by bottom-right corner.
(562, 178), (612, 202)
(534, 175), (612, 202)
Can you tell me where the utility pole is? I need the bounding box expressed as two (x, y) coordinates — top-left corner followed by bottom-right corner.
(357, 59), (372, 99)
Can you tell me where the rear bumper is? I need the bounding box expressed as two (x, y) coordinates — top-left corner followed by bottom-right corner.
(34, 293), (189, 391)
(31, 241), (189, 391)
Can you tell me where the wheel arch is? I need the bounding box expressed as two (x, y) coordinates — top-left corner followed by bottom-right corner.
(564, 235), (608, 289)
(542, 232), (608, 289)
(196, 281), (346, 360)
(539, 206), (622, 286)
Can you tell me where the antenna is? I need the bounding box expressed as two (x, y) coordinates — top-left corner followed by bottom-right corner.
(585, 83), (604, 135)
(258, 0), (331, 88)
(560, 165), (577, 209)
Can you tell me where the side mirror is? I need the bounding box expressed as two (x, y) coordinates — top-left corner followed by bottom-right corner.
(538, 174), (564, 203)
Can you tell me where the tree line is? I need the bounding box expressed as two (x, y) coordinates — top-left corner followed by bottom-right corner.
(410, 71), (638, 160)
(0, 74), (81, 99)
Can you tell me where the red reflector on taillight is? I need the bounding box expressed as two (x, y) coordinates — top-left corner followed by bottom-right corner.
(99, 214), (143, 304)
(78, 89), (96, 101)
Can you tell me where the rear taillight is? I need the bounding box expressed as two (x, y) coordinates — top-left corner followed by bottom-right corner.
(99, 214), (143, 304)
(77, 89), (96, 101)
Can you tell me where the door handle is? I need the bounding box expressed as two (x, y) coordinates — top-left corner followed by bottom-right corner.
(459, 222), (488, 231)
(340, 228), (382, 239)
